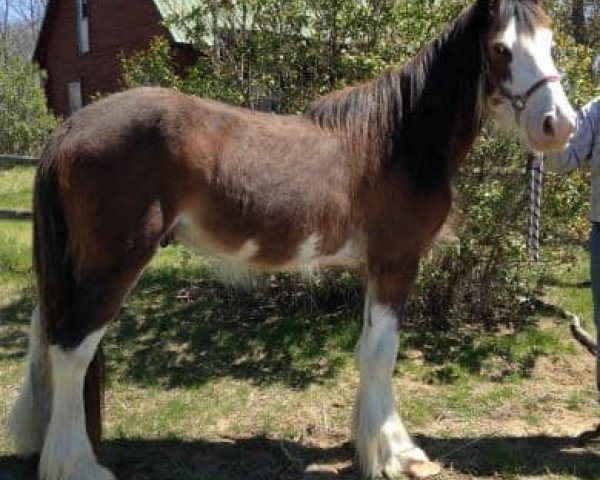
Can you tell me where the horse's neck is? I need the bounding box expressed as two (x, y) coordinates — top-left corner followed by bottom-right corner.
(389, 18), (483, 189)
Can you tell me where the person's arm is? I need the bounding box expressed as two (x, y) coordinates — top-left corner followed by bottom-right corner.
(545, 97), (599, 172)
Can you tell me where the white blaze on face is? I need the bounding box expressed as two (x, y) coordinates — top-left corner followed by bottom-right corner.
(489, 17), (576, 152)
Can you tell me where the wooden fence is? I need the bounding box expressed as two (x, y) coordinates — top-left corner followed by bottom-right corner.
(0, 154), (39, 166)
(0, 154), (39, 220)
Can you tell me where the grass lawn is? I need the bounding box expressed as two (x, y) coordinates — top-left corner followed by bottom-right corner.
(0, 165), (599, 479)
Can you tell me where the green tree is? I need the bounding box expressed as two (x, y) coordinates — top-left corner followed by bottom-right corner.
(121, 36), (182, 90)
(124, 0), (471, 112)
(0, 55), (57, 155)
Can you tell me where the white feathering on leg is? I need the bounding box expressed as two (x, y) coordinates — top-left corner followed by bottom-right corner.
(353, 302), (438, 478)
(39, 327), (116, 480)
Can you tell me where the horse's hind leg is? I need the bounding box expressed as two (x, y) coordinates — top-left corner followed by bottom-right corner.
(39, 265), (150, 480)
(8, 306), (51, 456)
(41, 326), (113, 480)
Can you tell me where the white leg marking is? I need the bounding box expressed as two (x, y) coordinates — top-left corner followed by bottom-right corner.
(39, 327), (116, 480)
(8, 307), (51, 456)
(354, 302), (438, 479)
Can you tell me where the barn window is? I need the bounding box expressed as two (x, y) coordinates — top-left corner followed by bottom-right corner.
(76, 0), (90, 54)
(68, 81), (83, 114)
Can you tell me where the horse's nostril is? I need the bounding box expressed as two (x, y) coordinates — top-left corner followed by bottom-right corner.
(542, 115), (555, 137)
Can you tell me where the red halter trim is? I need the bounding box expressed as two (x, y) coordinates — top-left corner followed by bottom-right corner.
(492, 74), (561, 114)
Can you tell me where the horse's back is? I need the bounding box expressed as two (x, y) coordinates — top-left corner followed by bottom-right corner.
(41, 87), (362, 271)
(47, 86), (345, 182)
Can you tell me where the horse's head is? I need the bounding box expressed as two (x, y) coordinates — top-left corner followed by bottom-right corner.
(479, 0), (576, 152)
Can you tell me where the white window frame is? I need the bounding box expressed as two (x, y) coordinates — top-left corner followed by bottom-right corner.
(76, 0), (90, 55)
(68, 81), (83, 114)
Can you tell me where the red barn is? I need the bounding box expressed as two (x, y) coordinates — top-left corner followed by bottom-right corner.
(33, 0), (196, 118)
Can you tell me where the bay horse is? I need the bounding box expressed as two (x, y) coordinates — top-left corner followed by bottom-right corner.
(9, 0), (575, 479)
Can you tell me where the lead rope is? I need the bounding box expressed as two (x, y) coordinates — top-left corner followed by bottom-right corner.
(527, 153), (544, 262)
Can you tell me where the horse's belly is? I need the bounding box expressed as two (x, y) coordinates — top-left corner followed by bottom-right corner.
(283, 233), (364, 270)
(171, 216), (364, 271)
(171, 214), (251, 261)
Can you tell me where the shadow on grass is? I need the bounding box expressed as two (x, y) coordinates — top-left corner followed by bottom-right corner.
(0, 261), (574, 389)
(541, 277), (592, 289)
(1, 432), (598, 480)
(0, 293), (35, 362)
(398, 314), (567, 384)
(104, 267), (364, 389)
(0, 266), (365, 389)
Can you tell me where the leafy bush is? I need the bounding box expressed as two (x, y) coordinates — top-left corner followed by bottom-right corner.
(121, 37), (182, 91)
(0, 55), (58, 156)
(410, 131), (533, 329)
(124, 1), (473, 110)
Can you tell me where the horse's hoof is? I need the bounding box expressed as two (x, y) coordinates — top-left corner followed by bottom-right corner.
(404, 460), (442, 479)
(381, 450), (441, 479)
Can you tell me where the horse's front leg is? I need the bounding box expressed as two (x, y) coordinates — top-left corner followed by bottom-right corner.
(354, 258), (441, 479)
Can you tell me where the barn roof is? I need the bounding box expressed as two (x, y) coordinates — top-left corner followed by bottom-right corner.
(151, 0), (197, 44)
(152, 0), (249, 46)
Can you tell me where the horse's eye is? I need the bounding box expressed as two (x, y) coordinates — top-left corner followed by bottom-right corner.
(493, 43), (510, 57)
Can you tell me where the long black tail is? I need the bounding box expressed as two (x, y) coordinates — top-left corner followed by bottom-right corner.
(33, 139), (105, 453)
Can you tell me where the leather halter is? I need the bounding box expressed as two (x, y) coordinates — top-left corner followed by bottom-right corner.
(494, 74), (560, 112)
(486, 62), (560, 120)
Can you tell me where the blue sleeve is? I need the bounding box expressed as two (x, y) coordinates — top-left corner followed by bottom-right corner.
(565, 97), (599, 167)
(546, 97), (599, 172)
